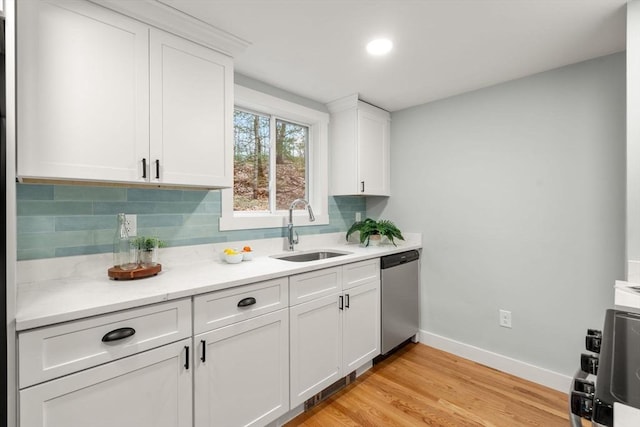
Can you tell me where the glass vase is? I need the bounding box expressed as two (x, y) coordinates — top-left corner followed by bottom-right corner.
(113, 213), (137, 270)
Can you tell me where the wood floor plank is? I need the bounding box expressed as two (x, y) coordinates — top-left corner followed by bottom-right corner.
(285, 343), (571, 426)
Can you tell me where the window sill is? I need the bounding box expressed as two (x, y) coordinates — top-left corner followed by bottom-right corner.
(219, 213), (329, 231)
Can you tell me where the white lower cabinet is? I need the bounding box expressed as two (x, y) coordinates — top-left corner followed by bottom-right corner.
(17, 259), (382, 426)
(289, 293), (343, 407)
(19, 338), (192, 427)
(342, 279), (381, 372)
(193, 279), (290, 427)
(342, 259), (381, 372)
(194, 310), (289, 427)
(17, 299), (193, 427)
(289, 259), (381, 408)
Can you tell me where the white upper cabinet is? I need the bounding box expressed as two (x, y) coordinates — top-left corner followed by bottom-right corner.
(17, 0), (233, 188)
(17, 0), (150, 184)
(328, 94), (391, 196)
(150, 29), (233, 187)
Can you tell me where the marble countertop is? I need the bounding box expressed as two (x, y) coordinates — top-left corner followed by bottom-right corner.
(16, 232), (422, 331)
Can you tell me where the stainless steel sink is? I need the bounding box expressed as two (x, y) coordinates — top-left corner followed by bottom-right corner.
(271, 250), (352, 262)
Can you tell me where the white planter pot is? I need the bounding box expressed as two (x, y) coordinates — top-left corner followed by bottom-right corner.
(368, 234), (382, 246)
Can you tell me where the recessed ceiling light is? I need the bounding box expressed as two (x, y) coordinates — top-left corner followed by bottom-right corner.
(366, 38), (393, 56)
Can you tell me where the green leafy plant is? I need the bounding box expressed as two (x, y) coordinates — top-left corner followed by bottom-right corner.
(345, 218), (404, 246)
(133, 236), (166, 251)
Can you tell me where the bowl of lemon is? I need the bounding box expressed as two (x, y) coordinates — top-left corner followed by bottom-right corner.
(223, 248), (243, 264)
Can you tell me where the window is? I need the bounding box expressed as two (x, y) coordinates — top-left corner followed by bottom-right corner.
(219, 85), (329, 231)
(233, 110), (309, 212)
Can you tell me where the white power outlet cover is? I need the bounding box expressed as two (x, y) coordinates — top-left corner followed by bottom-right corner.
(355, 212), (362, 222)
(499, 309), (512, 328)
(125, 214), (137, 237)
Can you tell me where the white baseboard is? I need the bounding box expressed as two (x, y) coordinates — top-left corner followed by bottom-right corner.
(419, 330), (572, 393)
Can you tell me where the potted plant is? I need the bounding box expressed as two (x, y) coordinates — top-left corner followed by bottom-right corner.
(134, 236), (166, 267)
(346, 218), (404, 247)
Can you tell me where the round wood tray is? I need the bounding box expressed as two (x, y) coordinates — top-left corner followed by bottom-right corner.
(108, 264), (162, 280)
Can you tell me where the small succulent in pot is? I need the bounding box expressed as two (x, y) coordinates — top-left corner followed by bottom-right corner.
(133, 236), (166, 267)
(346, 218), (404, 247)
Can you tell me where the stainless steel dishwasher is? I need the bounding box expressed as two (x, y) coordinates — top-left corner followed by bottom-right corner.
(380, 250), (420, 354)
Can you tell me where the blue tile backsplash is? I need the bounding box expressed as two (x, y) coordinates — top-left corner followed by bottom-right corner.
(16, 184), (366, 261)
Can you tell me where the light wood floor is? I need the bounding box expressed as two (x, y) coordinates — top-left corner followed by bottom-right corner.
(286, 343), (572, 426)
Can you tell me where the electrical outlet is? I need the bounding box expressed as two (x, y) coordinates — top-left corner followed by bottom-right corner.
(355, 212), (362, 222)
(125, 214), (137, 237)
(499, 309), (512, 328)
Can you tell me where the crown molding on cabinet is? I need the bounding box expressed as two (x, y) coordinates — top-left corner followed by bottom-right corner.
(327, 93), (390, 114)
(88, 0), (250, 57)
(327, 93), (360, 113)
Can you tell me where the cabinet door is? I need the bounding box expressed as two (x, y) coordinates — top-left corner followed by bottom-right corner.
(289, 293), (342, 408)
(19, 339), (192, 427)
(194, 309), (289, 427)
(328, 96), (391, 196)
(17, 0), (149, 183)
(343, 280), (381, 372)
(357, 104), (390, 196)
(150, 29), (233, 187)
(328, 105), (359, 195)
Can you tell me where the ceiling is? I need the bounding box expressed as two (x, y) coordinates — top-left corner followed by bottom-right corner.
(158, 0), (627, 112)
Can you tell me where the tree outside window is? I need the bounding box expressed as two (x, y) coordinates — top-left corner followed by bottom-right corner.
(233, 109), (308, 212)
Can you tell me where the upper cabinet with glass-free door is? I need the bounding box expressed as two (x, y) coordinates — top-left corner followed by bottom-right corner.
(328, 94), (391, 196)
(17, 0), (149, 184)
(149, 29), (233, 187)
(17, 0), (233, 188)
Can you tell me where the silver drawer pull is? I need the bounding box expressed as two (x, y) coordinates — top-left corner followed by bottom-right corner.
(101, 327), (136, 342)
(237, 297), (256, 307)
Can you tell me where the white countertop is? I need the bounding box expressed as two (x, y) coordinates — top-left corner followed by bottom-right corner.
(16, 232), (422, 331)
(614, 280), (640, 310)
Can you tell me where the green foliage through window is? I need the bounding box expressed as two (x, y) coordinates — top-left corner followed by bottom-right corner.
(233, 109), (308, 212)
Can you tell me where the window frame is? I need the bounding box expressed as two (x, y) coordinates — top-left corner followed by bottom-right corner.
(219, 85), (329, 231)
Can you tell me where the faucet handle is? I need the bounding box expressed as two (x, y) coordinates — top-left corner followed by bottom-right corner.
(293, 231), (299, 245)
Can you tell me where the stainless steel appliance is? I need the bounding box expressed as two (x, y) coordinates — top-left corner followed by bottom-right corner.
(380, 250), (420, 354)
(571, 301), (640, 426)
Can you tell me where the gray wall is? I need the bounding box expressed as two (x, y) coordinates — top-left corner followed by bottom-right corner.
(628, 1), (640, 274)
(371, 53), (625, 376)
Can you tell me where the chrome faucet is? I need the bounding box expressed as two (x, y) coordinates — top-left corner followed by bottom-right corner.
(288, 198), (315, 251)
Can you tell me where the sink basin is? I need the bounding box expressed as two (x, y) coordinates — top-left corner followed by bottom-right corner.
(271, 250), (352, 262)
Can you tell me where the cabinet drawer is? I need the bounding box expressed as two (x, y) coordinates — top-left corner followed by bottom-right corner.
(289, 267), (342, 305)
(193, 278), (288, 334)
(18, 299), (191, 389)
(343, 259), (380, 290)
